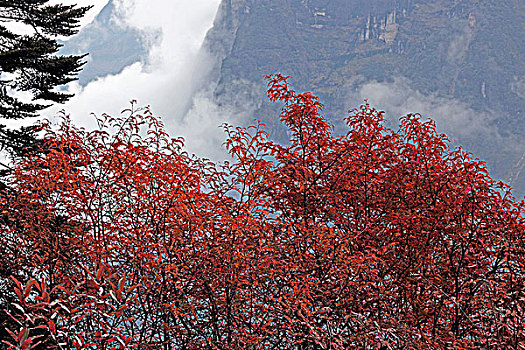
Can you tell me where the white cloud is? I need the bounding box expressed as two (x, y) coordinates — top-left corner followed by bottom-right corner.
(346, 77), (525, 187)
(44, 0), (225, 158)
(350, 77), (495, 142)
(0, 1), (109, 128)
(175, 91), (256, 160)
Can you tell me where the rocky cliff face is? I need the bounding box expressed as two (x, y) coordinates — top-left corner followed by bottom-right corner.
(198, 0), (525, 195)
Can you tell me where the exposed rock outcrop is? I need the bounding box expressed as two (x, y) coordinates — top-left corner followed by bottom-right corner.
(195, 0), (525, 195)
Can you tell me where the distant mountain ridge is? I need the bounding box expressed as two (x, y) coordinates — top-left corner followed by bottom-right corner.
(199, 0), (525, 195)
(60, 0), (150, 85)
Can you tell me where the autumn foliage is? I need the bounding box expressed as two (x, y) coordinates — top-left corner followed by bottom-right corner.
(1, 75), (524, 349)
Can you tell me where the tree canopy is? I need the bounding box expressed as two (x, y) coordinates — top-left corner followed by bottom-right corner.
(0, 0), (91, 157)
(1, 75), (524, 349)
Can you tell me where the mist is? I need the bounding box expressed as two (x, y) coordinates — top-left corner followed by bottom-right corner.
(346, 77), (525, 187)
(46, 0), (230, 158)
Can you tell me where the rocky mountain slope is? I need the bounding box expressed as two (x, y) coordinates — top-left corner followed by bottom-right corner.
(199, 0), (525, 195)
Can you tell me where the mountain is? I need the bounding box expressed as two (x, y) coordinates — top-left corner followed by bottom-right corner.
(59, 0), (151, 85)
(198, 0), (525, 196)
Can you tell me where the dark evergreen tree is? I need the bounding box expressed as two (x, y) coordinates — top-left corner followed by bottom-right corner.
(0, 0), (91, 157)
(0, 2), (90, 348)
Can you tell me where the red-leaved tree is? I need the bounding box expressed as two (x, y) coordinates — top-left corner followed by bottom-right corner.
(1, 75), (524, 349)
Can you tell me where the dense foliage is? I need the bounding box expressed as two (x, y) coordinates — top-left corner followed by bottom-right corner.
(0, 0), (90, 157)
(1, 75), (524, 349)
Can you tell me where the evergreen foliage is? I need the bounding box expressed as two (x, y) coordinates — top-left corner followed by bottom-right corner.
(0, 0), (91, 156)
(0, 2), (90, 347)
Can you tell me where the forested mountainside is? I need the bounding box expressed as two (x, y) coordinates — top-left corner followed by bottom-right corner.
(200, 0), (525, 195)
